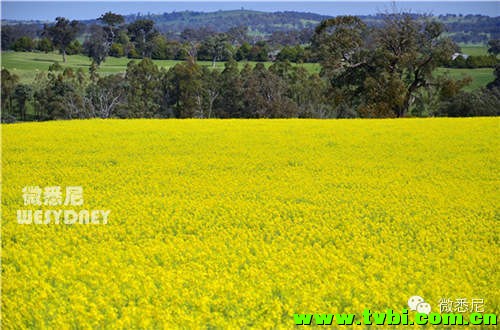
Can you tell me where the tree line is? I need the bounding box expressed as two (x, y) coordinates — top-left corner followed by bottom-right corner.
(3, 12), (499, 68)
(3, 11), (498, 47)
(3, 13), (311, 64)
(2, 13), (499, 122)
(445, 40), (500, 69)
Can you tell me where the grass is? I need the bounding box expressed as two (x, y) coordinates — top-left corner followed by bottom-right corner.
(436, 67), (495, 91)
(2, 118), (499, 328)
(459, 45), (489, 56)
(1, 51), (320, 83)
(2, 51), (493, 90)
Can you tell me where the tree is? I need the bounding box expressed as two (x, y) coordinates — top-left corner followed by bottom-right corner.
(227, 26), (249, 45)
(216, 58), (244, 117)
(99, 12), (125, 49)
(1, 69), (20, 118)
(1, 26), (17, 50)
(11, 36), (35, 52)
(270, 62), (331, 118)
(242, 63), (298, 118)
(312, 14), (457, 117)
(439, 88), (500, 117)
(109, 43), (125, 57)
(180, 28), (206, 59)
(277, 45), (305, 62)
(37, 37), (54, 53)
(85, 74), (126, 118)
(127, 19), (158, 58)
(199, 33), (231, 67)
(151, 35), (170, 60)
(83, 25), (109, 66)
(99, 12), (125, 30)
(199, 68), (221, 118)
(250, 41), (269, 61)
(312, 16), (368, 75)
(14, 84), (33, 120)
(34, 69), (85, 119)
(487, 64), (500, 89)
(54, 68), (88, 119)
(311, 16), (370, 113)
(43, 17), (80, 62)
(235, 42), (252, 61)
(166, 58), (203, 118)
(375, 15), (457, 117)
(65, 40), (83, 55)
(124, 58), (165, 117)
(487, 39), (500, 56)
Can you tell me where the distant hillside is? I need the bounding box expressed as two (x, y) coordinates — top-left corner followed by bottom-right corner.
(120, 10), (499, 43)
(1, 10), (330, 33)
(2, 10), (498, 43)
(119, 10), (331, 34)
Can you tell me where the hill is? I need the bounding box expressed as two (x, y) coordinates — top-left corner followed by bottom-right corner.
(122, 10), (330, 34)
(2, 10), (499, 43)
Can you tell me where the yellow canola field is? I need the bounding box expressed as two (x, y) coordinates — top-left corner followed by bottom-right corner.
(2, 118), (499, 329)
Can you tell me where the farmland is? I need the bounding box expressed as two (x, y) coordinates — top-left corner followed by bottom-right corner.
(0, 51), (320, 82)
(436, 67), (495, 91)
(2, 51), (494, 91)
(2, 118), (499, 328)
(459, 45), (491, 57)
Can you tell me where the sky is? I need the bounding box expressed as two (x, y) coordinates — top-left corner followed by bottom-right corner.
(1, 1), (499, 21)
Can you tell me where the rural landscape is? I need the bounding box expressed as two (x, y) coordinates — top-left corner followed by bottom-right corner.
(1, 1), (499, 328)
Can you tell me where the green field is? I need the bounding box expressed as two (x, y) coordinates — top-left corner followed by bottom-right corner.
(436, 67), (495, 91)
(1, 51), (494, 91)
(459, 45), (489, 56)
(1, 51), (320, 83)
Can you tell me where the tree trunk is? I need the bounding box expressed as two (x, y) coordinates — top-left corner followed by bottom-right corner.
(62, 49), (67, 63)
(400, 92), (414, 118)
(208, 100), (213, 118)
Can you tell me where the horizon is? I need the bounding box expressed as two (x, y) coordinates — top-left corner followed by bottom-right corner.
(1, 1), (499, 21)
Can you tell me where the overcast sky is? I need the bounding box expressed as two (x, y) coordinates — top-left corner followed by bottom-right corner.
(2, 1), (499, 21)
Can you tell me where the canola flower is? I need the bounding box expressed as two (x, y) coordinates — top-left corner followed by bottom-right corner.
(2, 118), (499, 329)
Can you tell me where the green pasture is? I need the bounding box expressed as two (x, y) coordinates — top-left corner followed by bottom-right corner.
(1, 51), (494, 90)
(1, 51), (320, 83)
